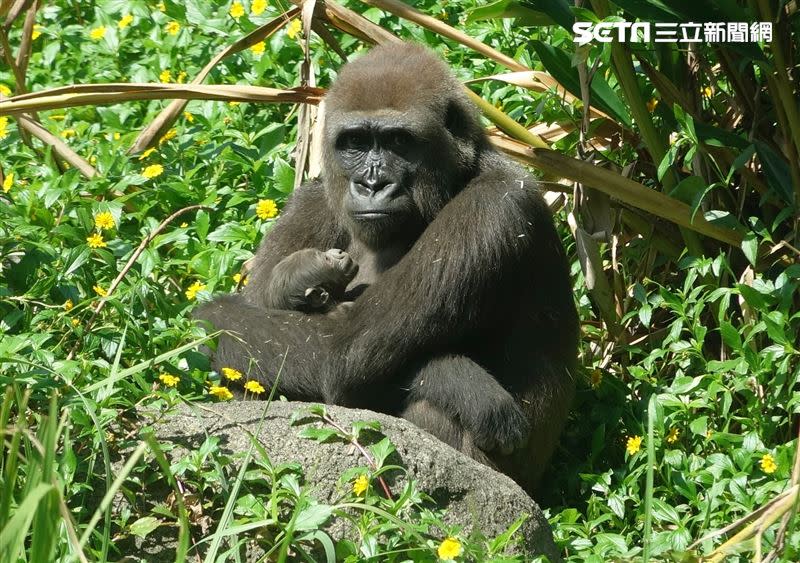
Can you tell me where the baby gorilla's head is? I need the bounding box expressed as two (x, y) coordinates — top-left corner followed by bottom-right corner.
(270, 248), (358, 312)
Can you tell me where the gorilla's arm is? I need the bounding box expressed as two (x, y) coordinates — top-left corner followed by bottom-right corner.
(325, 158), (567, 404)
(244, 179), (347, 307)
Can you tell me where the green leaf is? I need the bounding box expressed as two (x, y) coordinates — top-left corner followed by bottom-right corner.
(368, 437), (396, 468)
(610, 0), (685, 21)
(129, 516), (162, 538)
(736, 283), (767, 311)
(668, 175), (705, 207)
(206, 223), (254, 244)
(466, 0), (574, 28)
(657, 145), (677, 181)
(297, 427), (339, 443)
(755, 141), (795, 204)
(195, 209), (210, 242)
(351, 420), (381, 439)
(719, 321), (742, 351)
(530, 41), (631, 126)
(273, 157), (295, 194)
(651, 499), (680, 525)
(763, 311), (788, 345)
(294, 503), (333, 531)
(466, 0), (558, 26)
(63, 247), (90, 277)
(741, 232), (759, 266)
(638, 303), (652, 327)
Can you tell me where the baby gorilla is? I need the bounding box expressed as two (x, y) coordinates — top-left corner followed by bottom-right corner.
(263, 248), (359, 313)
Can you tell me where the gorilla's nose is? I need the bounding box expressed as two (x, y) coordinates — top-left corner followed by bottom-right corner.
(353, 178), (396, 198)
(327, 248), (346, 259)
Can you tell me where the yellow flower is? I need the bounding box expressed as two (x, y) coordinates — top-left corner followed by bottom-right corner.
(233, 273), (243, 284)
(179, 222), (188, 228)
(251, 0), (267, 16)
(118, 14), (134, 29)
(702, 86), (712, 97)
(94, 211), (116, 230)
(31, 25), (43, 40)
(61, 129), (76, 138)
(250, 41), (265, 55)
(157, 2), (165, 11)
(352, 474), (369, 496)
(256, 198), (278, 220)
(0, 84), (10, 96)
(183, 111), (194, 122)
(89, 26), (106, 40)
(176, 70), (187, 83)
(760, 453), (777, 474)
(646, 98), (658, 113)
(165, 21), (180, 35)
(229, 2), (245, 18)
(209, 385), (233, 400)
(49, 114), (66, 121)
(63, 299), (74, 311)
(0, 118), (7, 140)
(286, 19), (302, 40)
(86, 232), (107, 248)
(244, 380), (265, 394)
(93, 285), (108, 297)
(666, 428), (680, 444)
(71, 318), (80, 326)
(159, 373), (180, 387)
(113, 132), (121, 140)
(228, 101), (240, 107)
(2, 172), (12, 193)
(437, 537), (462, 560)
(222, 367), (243, 381)
(626, 435), (642, 455)
(138, 147), (156, 160)
(159, 69), (171, 82)
(159, 128), (177, 144)
(89, 155), (97, 165)
(590, 368), (602, 389)
(142, 164), (164, 179)
(185, 280), (206, 300)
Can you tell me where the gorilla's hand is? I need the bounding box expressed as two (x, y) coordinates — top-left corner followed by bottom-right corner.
(468, 390), (531, 455)
(392, 356), (532, 456)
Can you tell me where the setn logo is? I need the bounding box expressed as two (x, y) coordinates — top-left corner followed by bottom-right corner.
(572, 22), (650, 45)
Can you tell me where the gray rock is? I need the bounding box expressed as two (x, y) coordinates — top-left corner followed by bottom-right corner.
(132, 400), (560, 561)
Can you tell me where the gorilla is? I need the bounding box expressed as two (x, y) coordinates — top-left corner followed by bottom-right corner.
(263, 248), (359, 313)
(197, 43), (579, 494)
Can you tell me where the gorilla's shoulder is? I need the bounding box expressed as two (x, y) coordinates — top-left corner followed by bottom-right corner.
(282, 178), (333, 218)
(287, 177), (326, 204)
(476, 152), (546, 195)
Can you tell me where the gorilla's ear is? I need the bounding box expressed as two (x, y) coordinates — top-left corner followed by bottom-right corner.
(444, 100), (471, 139)
(305, 287), (331, 308)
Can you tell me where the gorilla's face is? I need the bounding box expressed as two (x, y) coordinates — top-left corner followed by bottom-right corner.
(332, 118), (428, 246)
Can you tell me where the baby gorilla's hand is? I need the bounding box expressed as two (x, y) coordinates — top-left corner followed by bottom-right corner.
(266, 248), (359, 312)
(322, 248), (358, 283)
(301, 249), (358, 311)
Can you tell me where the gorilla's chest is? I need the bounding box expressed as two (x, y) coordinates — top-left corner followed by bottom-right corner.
(345, 242), (406, 292)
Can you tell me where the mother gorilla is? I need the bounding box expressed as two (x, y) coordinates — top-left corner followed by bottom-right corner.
(197, 43), (579, 494)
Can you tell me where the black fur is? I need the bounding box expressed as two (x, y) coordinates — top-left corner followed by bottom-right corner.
(264, 248), (358, 313)
(196, 43), (579, 494)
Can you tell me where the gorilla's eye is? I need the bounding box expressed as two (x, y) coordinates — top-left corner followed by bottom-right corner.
(385, 130), (415, 150)
(337, 130), (371, 151)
